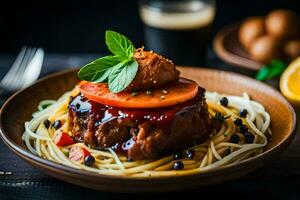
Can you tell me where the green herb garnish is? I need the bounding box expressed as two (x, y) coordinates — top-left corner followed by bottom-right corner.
(256, 60), (287, 81)
(78, 30), (138, 93)
(214, 113), (230, 123)
(62, 148), (69, 157)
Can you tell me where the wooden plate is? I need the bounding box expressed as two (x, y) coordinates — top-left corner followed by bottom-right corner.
(213, 23), (264, 71)
(0, 67), (296, 192)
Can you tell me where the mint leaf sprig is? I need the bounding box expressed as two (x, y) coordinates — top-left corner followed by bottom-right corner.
(255, 60), (287, 81)
(78, 30), (138, 93)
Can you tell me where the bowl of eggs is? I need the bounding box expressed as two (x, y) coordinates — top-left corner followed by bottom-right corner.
(214, 9), (300, 71)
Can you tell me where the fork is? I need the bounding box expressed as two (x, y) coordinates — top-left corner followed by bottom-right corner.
(0, 46), (44, 93)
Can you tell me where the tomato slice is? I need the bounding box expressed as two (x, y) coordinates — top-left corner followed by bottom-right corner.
(79, 78), (198, 108)
(55, 132), (75, 146)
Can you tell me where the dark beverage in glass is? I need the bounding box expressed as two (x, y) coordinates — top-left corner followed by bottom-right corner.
(139, 0), (215, 66)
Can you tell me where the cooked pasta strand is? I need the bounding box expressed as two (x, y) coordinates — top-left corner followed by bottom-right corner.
(22, 91), (270, 177)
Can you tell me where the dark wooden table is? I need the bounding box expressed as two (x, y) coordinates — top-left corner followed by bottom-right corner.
(0, 51), (299, 200)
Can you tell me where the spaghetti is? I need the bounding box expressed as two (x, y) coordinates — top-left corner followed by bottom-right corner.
(22, 86), (271, 177)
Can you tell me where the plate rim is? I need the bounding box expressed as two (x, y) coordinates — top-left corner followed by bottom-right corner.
(0, 67), (297, 181)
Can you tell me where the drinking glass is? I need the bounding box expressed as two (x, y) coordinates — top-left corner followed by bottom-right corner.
(139, 0), (216, 66)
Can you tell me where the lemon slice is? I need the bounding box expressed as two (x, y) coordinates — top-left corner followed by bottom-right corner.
(280, 56), (300, 107)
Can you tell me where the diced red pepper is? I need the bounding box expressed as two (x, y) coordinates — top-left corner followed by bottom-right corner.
(55, 132), (75, 146)
(69, 146), (91, 163)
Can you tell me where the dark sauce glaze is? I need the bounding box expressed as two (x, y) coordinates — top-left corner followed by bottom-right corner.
(69, 91), (203, 155)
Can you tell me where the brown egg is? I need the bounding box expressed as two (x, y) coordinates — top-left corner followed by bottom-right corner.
(284, 39), (300, 59)
(265, 9), (300, 39)
(249, 35), (282, 63)
(239, 16), (265, 50)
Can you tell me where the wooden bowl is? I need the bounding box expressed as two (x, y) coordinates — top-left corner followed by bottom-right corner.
(213, 23), (264, 71)
(0, 67), (296, 192)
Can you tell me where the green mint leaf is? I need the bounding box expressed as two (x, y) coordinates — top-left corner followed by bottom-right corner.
(77, 30), (138, 92)
(78, 55), (119, 82)
(266, 60), (286, 79)
(256, 66), (270, 81)
(108, 62), (127, 82)
(256, 60), (287, 81)
(105, 30), (135, 59)
(108, 59), (138, 93)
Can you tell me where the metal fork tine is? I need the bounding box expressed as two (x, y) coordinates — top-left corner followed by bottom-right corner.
(15, 47), (33, 74)
(8, 47), (34, 90)
(0, 46), (27, 85)
(27, 47), (37, 64)
(22, 48), (44, 87)
(16, 47), (37, 88)
(1, 47), (30, 88)
(0, 46), (44, 93)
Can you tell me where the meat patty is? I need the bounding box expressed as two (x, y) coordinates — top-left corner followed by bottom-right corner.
(125, 49), (180, 92)
(68, 88), (211, 160)
(127, 94), (211, 160)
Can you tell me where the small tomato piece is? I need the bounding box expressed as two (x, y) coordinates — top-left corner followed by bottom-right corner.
(55, 132), (75, 147)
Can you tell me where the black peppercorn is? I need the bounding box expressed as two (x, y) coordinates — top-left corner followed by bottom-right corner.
(245, 132), (255, 144)
(230, 134), (240, 144)
(186, 149), (195, 159)
(43, 119), (51, 129)
(220, 97), (229, 107)
(240, 125), (248, 134)
(84, 155), (95, 166)
(240, 109), (248, 118)
(173, 161), (184, 170)
(173, 152), (183, 160)
(52, 120), (62, 130)
(234, 118), (243, 126)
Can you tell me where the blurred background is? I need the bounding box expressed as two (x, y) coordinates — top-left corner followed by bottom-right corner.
(2, 0), (300, 54)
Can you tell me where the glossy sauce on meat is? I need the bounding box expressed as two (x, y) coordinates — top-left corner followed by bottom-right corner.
(70, 93), (201, 132)
(69, 92), (203, 155)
